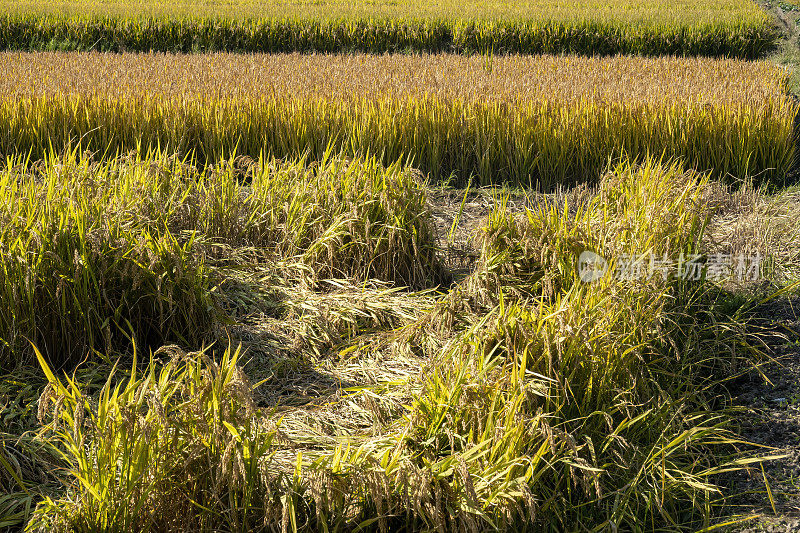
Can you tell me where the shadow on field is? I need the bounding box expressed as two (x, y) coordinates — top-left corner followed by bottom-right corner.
(725, 296), (800, 531)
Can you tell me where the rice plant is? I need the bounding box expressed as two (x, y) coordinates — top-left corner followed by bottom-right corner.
(0, 153), (218, 370)
(0, 150), (444, 370)
(29, 344), (279, 533)
(22, 159), (773, 531)
(0, 52), (794, 187)
(0, 0), (778, 57)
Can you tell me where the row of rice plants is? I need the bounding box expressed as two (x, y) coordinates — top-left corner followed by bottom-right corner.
(0, 52), (795, 187)
(0, 0), (777, 56)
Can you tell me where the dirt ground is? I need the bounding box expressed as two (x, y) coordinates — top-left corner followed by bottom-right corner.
(725, 297), (800, 531)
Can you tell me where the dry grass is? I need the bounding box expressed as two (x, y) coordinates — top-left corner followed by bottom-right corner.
(707, 182), (800, 286)
(0, 52), (794, 186)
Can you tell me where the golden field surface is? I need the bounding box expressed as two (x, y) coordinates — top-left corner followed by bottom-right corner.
(0, 52), (794, 186)
(0, 0), (777, 56)
(0, 51), (786, 102)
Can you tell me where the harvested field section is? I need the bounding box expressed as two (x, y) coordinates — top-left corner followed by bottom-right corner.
(0, 52), (794, 186)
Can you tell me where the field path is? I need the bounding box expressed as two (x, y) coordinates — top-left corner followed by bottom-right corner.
(729, 297), (800, 531)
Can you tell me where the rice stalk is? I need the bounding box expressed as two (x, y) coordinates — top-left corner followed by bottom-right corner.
(0, 52), (793, 187)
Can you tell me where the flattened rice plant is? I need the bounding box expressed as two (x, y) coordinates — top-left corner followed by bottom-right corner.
(0, 151), (444, 370)
(27, 160), (769, 531)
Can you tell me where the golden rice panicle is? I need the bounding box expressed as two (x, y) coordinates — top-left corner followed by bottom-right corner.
(0, 52), (793, 187)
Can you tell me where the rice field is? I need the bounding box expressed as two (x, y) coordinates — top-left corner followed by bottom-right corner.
(0, 153), (778, 532)
(0, 52), (794, 187)
(0, 0), (778, 57)
(1, 0), (799, 531)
